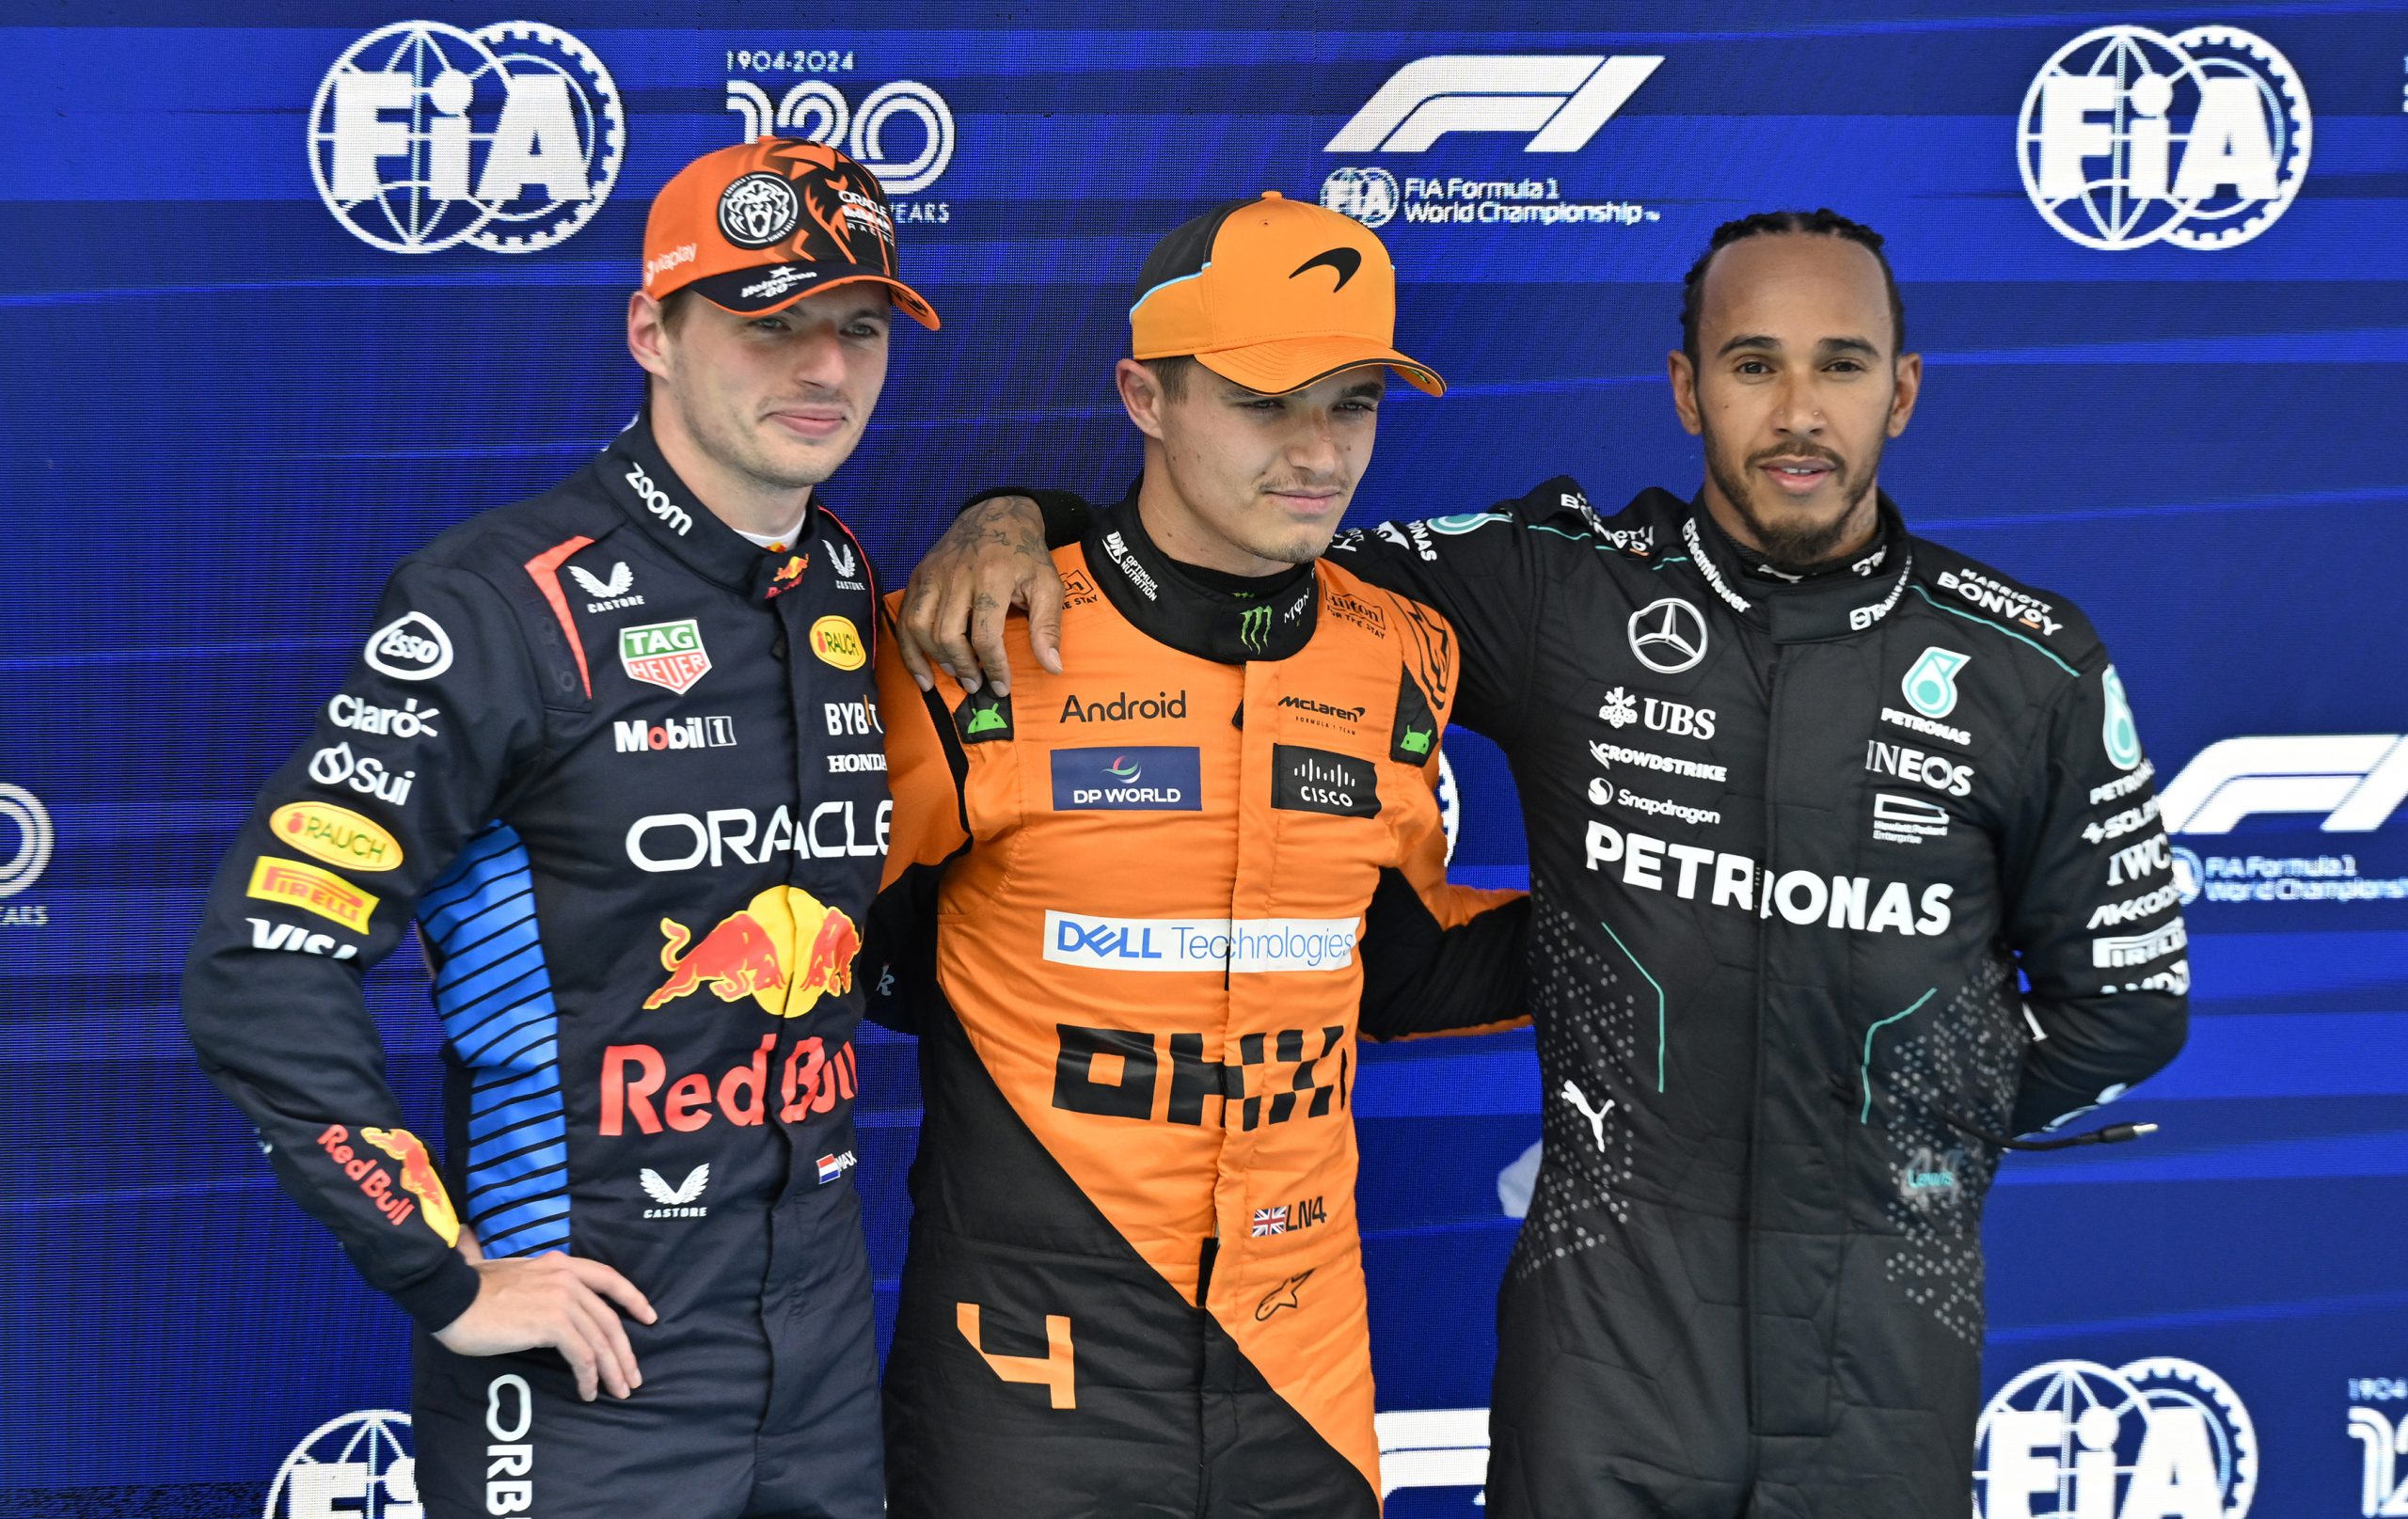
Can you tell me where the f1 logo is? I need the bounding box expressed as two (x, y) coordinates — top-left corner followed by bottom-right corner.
(2159, 734), (2408, 833)
(1325, 55), (1664, 153)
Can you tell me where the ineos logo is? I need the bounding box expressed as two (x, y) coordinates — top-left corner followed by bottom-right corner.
(1626, 597), (1707, 674)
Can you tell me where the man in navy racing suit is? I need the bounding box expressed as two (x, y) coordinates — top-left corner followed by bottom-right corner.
(902, 209), (2190, 1518)
(182, 138), (934, 1517)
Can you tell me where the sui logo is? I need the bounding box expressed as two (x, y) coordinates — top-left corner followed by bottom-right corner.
(2018, 25), (2310, 250)
(262, 1409), (419, 1518)
(309, 22), (626, 254)
(1973, 1357), (2257, 1518)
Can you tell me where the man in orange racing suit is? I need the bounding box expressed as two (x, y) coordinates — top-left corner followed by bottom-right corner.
(864, 193), (1529, 1517)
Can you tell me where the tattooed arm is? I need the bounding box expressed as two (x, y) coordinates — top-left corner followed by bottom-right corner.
(895, 491), (1064, 694)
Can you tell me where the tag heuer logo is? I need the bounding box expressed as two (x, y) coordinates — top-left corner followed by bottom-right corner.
(620, 619), (712, 695)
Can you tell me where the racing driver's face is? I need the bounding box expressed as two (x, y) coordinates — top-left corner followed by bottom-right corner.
(1117, 358), (1384, 577)
(1670, 232), (1921, 571)
(635, 283), (891, 500)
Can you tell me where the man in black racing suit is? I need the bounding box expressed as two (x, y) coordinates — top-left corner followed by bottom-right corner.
(182, 138), (934, 1517)
(905, 210), (2190, 1517)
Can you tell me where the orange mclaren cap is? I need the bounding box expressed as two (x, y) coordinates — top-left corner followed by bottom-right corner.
(1129, 192), (1441, 397)
(642, 136), (938, 329)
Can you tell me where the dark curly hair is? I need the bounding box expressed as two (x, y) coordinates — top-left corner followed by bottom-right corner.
(1679, 209), (1905, 363)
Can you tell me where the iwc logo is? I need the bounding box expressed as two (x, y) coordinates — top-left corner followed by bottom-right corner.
(718, 171), (802, 247)
(1974, 1356), (2257, 1518)
(309, 22), (625, 255)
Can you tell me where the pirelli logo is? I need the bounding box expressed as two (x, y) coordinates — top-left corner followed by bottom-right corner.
(246, 855), (378, 935)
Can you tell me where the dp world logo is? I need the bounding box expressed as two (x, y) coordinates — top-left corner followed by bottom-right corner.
(263, 1409), (417, 1518)
(309, 21), (626, 254)
(1975, 1357), (2257, 1518)
(2019, 25), (2310, 250)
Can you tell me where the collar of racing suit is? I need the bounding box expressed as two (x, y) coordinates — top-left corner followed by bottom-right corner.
(1617, 485), (1916, 644)
(1080, 483), (1321, 663)
(599, 410), (823, 602)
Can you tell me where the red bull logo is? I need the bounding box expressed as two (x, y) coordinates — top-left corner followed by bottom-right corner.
(600, 1033), (858, 1136)
(768, 553), (808, 596)
(319, 1123), (461, 1244)
(644, 885), (860, 1018)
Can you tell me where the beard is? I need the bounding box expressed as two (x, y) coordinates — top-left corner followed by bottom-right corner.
(1703, 429), (1884, 574)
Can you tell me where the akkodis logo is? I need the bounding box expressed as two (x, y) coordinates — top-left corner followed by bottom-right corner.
(1975, 1357), (2257, 1517)
(310, 21), (626, 253)
(261, 1408), (417, 1519)
(644, 884), (860, 1018)
(2019, 25), (2310, 250)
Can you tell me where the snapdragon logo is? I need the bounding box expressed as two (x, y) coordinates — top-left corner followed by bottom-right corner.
(1042, 911), (1360, 974)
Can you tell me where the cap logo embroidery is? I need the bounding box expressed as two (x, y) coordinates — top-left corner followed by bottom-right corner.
(719, 172), (801, 248)
(1290, 246), (1364, 291)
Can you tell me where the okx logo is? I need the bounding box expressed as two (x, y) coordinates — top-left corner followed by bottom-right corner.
(310, 22), (626, 254)
(1974, 1357), (2257, 1517)
(2019, 25), (2310, 250)
(1326, 55), (1663, 152)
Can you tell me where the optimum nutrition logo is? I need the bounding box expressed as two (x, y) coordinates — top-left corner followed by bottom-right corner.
(309, 22), (626, 254)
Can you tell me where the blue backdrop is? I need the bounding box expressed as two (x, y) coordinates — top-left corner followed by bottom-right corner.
(4, 4), (2405, 1515)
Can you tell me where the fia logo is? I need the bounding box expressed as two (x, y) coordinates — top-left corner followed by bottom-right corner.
(262, 1409), (419, 1518)
(1973, 1357), (2256, 1518)
(723, 80), (956, 196)
(1321, 166), (1401, 228)
(309, 22), (625, 255)
(1326, 55), (1664, 152)
(2018, 26), (2310, 250)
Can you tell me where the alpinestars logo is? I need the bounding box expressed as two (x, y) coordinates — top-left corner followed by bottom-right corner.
(1326, 55), (1664, 152)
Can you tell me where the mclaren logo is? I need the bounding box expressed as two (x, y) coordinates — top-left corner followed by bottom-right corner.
(1326, 55), (1664, 153)
(1290, 246), (1363, 290)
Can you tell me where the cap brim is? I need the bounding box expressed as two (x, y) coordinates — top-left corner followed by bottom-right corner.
(684, 265), (941, 330)
(1192, 335), (1444, 398)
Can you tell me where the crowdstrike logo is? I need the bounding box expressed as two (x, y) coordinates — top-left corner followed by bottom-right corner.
(1326, 55), (1664, 152)
(2018, 25), (2311, 250)
(309, 22), (625, 254)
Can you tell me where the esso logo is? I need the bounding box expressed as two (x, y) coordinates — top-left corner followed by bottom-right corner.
(2018, 25), (2310, 251)
(309, 21), (626, 255)
(262, 1409), (419, 1519)
(1974, 1357), (2257, 1518)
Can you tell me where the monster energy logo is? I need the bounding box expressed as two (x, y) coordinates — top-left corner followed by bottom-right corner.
(1238, 606), (1271, 652)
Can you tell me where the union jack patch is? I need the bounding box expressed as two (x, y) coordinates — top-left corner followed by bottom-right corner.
(1251, 1206), (1288, 1237)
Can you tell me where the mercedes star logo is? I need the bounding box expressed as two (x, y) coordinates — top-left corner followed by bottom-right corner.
(1627, 597), (1707, 673)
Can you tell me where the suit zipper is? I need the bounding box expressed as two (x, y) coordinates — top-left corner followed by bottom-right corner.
(1746, 645), (1782, 1443)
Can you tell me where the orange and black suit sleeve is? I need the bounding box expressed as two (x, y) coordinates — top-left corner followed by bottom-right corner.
(863, 593), (974, 1036)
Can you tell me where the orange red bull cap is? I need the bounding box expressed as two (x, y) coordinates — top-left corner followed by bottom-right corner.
(1129, 191), (1441, 398)
(642, 136), (939, 329)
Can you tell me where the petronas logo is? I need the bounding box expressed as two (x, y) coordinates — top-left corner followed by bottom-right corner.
(1901, 646), (1971, 720)
(1238, 605), (1271, 652)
